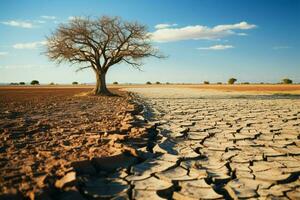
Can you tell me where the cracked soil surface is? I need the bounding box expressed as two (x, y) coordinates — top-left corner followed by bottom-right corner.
(1, 86), (300, 200)
(125, 87), (300, 200)
(0, 87), (151, 199)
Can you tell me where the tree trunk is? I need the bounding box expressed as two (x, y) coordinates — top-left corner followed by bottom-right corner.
(94, 72), (111, 95)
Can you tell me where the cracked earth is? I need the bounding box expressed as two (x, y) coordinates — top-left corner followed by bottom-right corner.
(1, 87), (300, 200)
(125, 88), (300, 200)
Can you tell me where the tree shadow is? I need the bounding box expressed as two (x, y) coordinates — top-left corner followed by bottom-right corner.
(74, 89), (122, 97)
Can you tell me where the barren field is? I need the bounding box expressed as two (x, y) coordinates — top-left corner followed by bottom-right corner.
(116, 84), (300, 94)
(124, 87), (300, 199)
(3, 83), (300, 94)
(1, 85), (300, 200)
(0, 87), (151, 199)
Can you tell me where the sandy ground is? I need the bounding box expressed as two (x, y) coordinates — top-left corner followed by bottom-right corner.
(122, 87), (300, 99)
(119, 84), (300, 94)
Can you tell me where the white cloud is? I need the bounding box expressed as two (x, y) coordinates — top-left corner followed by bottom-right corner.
(1, 16), (58, 28)
(68, 16), (76, 21)
(213, 21), (257, 31)
(1, 20), (33, 28)
(35, 20), (46, 24)
(41, 15), (56, 20)
(13, 41), (47, 49)
(68, 16), (85, 21)
(197, 45), (234, 50)
(0, 64), (50, 69)
(151, 21), (256, 42)
(155, 23), (178, 29)
(0, 52), (8, 56)
(237, 33), (248, 36)
(273, 46), (291, 50)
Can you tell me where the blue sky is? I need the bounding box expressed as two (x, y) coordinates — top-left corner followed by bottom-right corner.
(0, 0), (299, 84)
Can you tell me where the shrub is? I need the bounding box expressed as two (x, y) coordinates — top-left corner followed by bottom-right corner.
(228, 78), (237, 84)
(282, 78), (293, 84)
(242, 82), (250, 85)
(155, 81), (161, 84)
(146, 81), (152, 85)
(166, 82), (170, 85)
(217, 82), (222, 85)
(49, 82), (55, 85)
(203, 81), (210, 84)
(72, 81), (78, 85)
(10, 82), (19, 85)
(31, 80), (39, 85)
(113, 81), (118, 85)
(19, 82), (25, 85)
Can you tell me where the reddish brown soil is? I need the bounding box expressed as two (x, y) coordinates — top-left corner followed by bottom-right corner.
(0, 87), (147, 197)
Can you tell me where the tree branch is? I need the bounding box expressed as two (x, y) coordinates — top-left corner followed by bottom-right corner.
(75, 65), (92, 72)
(46, 16), (163, 75)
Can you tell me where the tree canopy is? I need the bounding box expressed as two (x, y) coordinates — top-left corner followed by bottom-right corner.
(228, 78), (237, 84)
(46, 16), (163, 94)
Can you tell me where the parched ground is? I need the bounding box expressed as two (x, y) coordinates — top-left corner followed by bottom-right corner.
(1, 85), (300, 200)
(113, 84), (300, 94)
(124, 87), (300, 200)
(0, 87), (150, 199)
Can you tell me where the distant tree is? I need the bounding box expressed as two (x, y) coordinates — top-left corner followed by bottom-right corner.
(10, 82), (19, 85)
(113, 81), (118, 85)
(31, 80), (39, 85)
(203, 81), (210, 84)
(46, 16), (163, 95)
(72, 81), (79, 85)
(228, 78), (237, 84)
(217, 82), (222, 85)
(166, 82), (170, 85)
(155, 81), (161, 84)
(146, 81), (152, 85)
(19, 82), (25, 85)
(282, 78), (293, 84)
(49, 82), (55, 85)
(242, 82), (250, 85)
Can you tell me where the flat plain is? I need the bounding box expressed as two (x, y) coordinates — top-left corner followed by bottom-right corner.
(0, 84), (300, 199)
(126, 85), (300, 199)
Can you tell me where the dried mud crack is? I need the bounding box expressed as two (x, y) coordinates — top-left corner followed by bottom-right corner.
(0, 88), (158, 200)
(123, 87), (300, 200)
(1, 87), (300, 200)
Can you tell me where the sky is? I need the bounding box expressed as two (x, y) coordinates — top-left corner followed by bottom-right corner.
(0, 0), (299, 84)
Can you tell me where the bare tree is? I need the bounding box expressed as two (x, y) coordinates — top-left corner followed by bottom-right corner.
(46, 16), (163, 95)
